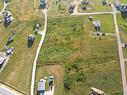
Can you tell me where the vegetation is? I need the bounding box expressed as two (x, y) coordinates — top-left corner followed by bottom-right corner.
(0, 1), (3, 11)
(0, 0), (44, 94)
(37, 14), (122, 95)
(79, 0), (127, 13)
(123, 48), (127, 59)
(117, 13), (127, 43)
(35, 65), (64, 95)
(47, 0), (69, 18)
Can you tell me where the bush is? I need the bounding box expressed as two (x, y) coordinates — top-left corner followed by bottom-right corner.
(64, 77), (71, 91)
(76, 72), (86, 83)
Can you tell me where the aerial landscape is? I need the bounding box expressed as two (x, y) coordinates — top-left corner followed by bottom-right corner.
(0, 0), (127, 95)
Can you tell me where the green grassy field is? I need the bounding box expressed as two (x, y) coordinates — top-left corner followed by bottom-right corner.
(0, 0), (44, 94)
(123, 48), (127, 59)
(79, 0), (112, 13)
(79, 0), (127, 13)
(48, 0), (70, 18)
(37, 14), (122, 95)
(117, 13), (127, 43)
(0, 1), (3, 11)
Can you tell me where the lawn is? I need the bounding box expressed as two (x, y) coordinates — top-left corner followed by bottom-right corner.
(0, 1), (3, 11)
(78, 0), (111, 13)
(123, 48), (127, 59)
(48, 0), (70, 18)
(37, 14), (122, 95)
(117, 13), (127, 43)
(0, 0), (44, 94)
(120, 0), (127, 4)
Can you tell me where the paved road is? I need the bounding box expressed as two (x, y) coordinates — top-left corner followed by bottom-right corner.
(0, 2), (8, 16)
(0, 85), (23, 95)
(44, 86), (54, 95)
(30, 9), (48, 95)
(112, 4), (127, 95)
(73, 0), (78, 15)
(72, 11), (113, 16)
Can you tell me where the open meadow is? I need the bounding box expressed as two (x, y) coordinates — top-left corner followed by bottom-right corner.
(36, 14), (123, 95)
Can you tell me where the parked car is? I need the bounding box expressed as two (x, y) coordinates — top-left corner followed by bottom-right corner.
(5, 47), (14, 55)
(0, 55), (6, 69)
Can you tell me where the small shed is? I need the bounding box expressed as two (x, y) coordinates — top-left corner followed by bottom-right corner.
(93, 20), (101, 32)
(37, 79), (46, 95)
(90, 87), (105, 95)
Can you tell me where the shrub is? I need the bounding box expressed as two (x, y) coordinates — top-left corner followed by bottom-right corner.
(64, 77), (71, 91)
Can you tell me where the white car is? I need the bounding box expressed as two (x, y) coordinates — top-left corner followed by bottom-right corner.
(0, 56), (6, 65)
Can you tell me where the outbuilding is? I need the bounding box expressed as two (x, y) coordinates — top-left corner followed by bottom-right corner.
(93, 20), (101, 32)
(37, 79), (46, 95)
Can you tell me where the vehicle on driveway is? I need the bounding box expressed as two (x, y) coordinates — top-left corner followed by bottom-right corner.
(5, 47), (14, 55)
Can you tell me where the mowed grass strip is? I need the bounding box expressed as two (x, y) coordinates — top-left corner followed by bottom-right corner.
(117, 13), (127, 43)
(123, 48), (127, 59)
(0, 21), (42, 94)
(0, 1), (3, 11)
(37, 14), (122, 95)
